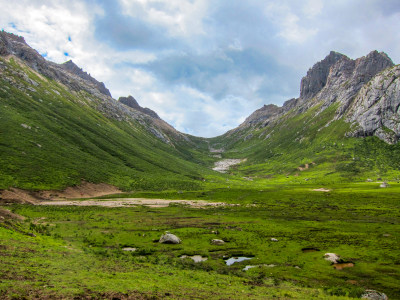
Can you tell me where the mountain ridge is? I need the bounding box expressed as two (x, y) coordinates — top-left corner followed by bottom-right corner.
(227, 49), (398, 144)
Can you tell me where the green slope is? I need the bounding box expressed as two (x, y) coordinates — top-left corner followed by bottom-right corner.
(0, 57), (215, 191)
(210, 101), (400, 183)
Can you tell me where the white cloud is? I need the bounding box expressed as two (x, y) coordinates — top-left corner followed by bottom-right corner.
(118, 0), (209, 37)
(0, 0), (399, 137)
(264, 2), (318, 44)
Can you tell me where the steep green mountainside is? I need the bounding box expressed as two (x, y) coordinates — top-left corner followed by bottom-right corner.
(210, 52), (400, 182)
(1, 30), (400, 193)
(0, 33), (215, 191)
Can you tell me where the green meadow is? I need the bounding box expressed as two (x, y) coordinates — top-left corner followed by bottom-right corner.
(1, 52), (400, 299)
(1, 183), (399, 299)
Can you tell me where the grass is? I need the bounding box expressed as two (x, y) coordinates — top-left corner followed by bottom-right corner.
(0, 57), (217, 191)
(1, 46), (400, 299)
(1, 183), (399, 299)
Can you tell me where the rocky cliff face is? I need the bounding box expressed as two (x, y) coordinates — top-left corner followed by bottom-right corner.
(231, 50), (398, 144)
(0, 31), (111, 98)
(347, 65), (400, 143)
(119, 95), (160, 119)
(300, 51), (345, 100)
(61, 60), (111, 97)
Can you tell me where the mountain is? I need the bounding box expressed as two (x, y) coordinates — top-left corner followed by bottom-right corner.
(1, 30), (399, 191)
(0, 31), (212, 191)
(212, 50), (400, 180)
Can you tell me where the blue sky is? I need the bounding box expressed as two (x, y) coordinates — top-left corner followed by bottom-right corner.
(1, 0), (399, 137)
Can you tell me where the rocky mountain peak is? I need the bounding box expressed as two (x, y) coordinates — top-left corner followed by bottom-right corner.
(119, 95), (140, 109)
(353, 50), (394, 83)
(119, 96), (160, 119)
(300, 51), (346, 100)
(0, 30), (111, 98)
(61, 60), (111, 97)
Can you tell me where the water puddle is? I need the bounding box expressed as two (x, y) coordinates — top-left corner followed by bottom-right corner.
(180, 255), (208, 262)
(225, 256), (253, 266)
(333, 262), (354, 270)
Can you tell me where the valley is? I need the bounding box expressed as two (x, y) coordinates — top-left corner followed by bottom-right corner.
(1, 31), (399, 299)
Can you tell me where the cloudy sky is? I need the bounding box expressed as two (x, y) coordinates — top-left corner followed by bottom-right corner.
(1, 0), (399, 137)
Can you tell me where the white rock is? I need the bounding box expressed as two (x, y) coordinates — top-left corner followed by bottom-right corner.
(211, 239), (225, 245)
(361, 289), (388, 300)
(159, 233), (181, 244)
(271, 238), (278, 242)
(324, 253), (340, 263)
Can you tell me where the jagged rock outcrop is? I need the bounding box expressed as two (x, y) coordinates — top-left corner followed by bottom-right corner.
(347, 65), (400, 143)
(228, 50), (397, 144)
(61, 60), (111, 97)
(0, 31), (111, 98)
(300, 51), (345, 100)
(119, 95), (160, 119)
(241, 104), (281, 127)
(316, 50), (394, 116)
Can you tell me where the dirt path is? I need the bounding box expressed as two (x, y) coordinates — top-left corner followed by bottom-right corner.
(36, 198), (235, 208)
(212, 159), (247, 173)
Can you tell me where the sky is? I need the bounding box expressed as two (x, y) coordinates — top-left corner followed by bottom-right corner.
(1, 0), (399, 137)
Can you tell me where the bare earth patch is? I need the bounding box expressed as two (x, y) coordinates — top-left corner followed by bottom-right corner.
(312, 188), (331, 192)
(36, 198), (236, 208)
(0, 182), (121, 204)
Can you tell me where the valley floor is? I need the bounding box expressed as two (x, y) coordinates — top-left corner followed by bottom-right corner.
(1, 183), (399, 299)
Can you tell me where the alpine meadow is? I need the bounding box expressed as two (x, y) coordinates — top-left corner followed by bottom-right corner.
(0, 19), (399, 300)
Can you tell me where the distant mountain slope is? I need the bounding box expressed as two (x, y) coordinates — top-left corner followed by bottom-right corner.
(0, 31), (213, 191)
(212, 51), (400, 180)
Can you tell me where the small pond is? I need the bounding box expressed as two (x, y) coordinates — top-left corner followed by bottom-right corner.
(225, 256), (253, 266)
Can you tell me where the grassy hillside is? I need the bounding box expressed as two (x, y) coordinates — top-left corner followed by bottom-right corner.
(0, 57), (216, 191)
(210, 102), (400, 183)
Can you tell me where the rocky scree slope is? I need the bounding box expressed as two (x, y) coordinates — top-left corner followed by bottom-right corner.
(226, 50), (398, 144)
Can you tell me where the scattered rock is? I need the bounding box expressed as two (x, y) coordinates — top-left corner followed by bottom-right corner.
(361, 289), (388, 300)
(122, 247), (137, 252)
(21, 123), (31, 129)
(211, 239), (225, 245)
(324, 253), (341, 263)
(312, 188), (331, 192)
(271, 238), (278, 242)
(180, 255), (207, 262)
(380, 182), (389, 188)
(159, 233), (181, 244)
(243, 265), (257, 271)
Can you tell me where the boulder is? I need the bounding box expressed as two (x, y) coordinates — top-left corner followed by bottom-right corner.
(361, 290), (388, 300)
(159, 233), (181, 244)
(324, 253), (340, 263)
(211, 239), (225, 245)
(380, 182), (389, 188)
(271, 238), (278, 242)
